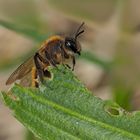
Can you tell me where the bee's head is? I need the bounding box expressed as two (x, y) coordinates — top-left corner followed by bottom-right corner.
(65, 22), (84, 55)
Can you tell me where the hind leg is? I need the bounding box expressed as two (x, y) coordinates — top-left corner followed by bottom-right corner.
(34, 52), (51, 83)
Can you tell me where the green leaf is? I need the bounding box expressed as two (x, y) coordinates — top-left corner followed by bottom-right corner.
(26, 130), (40, 140)
(1, 65), (140, 140)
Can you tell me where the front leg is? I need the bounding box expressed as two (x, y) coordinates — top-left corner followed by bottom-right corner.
(59, 45), (73, 70)
(72, 55), (76, 71)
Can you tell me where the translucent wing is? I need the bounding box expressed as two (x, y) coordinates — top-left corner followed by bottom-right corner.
(6, 57), (34, 85)
(19, 71), (32, 87)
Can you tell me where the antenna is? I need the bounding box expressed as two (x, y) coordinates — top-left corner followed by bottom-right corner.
(75, 22), (85, 40)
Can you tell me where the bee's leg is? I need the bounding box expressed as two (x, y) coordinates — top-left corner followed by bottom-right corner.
(31, 67), (39, 87)
(60, 45), (70, 59)
(64, 64), (71, 69)
(59, 46), (72, 70)
(34, 52), (53, 82)
(34, 53), (44, 83)
(50, 59), (58, 67)
(35, 53), (50, 64)
(72, 56), (76, 71)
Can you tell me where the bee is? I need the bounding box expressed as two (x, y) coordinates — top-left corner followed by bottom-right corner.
(6, 22), (84, 87)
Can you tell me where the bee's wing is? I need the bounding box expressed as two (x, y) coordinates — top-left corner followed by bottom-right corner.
(6, 57), (34, 85)
(19, 71), (32, 87)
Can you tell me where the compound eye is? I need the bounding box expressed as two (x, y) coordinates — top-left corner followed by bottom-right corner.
(65, 39), (77, 53)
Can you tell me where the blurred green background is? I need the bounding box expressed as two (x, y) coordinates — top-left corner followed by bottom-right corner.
(0, 0), (140, 140)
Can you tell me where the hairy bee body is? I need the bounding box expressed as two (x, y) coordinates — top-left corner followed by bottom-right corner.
(6, 23), (84, 87)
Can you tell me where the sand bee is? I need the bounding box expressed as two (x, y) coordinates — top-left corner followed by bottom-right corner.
(6, 22), (84, 87)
